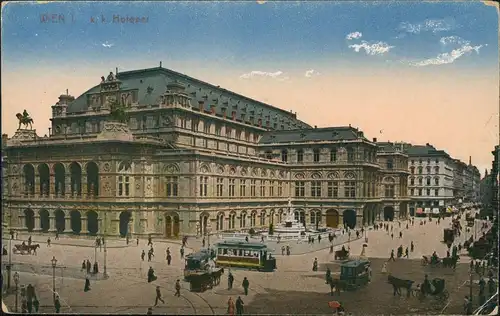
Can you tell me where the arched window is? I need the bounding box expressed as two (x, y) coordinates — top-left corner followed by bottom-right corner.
(410, 167), (415, 174)
(418, 177), (423, 185)
(346, 147), (355, 162)
(216, 213), (224, 231)
(426, 177), (431, 186)
(260, 210), (266, 226)
(410, 177), (415, 185)
(240, 212), (247, 228)
(418, 167), (423, 174)
(117, 161), (133, 197)
(386, 159), (393, 169)
(250, 211), (257, 227)
(228, 212), (236, 229)
(426, 166), (431, 174)
(434, 166), (440, 174)
(434, 177), (439, 185)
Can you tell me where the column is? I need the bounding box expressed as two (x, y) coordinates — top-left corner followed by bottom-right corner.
(82, 174), (88, 199)
(98, 218), (103, 235)
(356, 211), (363, 229)
(19, 215), (26, 231)
(64, 216), (72, 233)
(65, 181), (72, 199)
(81, 217), (88, 234)
(34, 215), (42, 231)
(34, 173), (40, 197)
(49, 175), (55, 198)
(48, 216), (57, 232)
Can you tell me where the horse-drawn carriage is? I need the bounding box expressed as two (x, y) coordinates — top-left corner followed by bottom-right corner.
(421, 255), (458, 268)
(12, 244), (39, 255)
(443, 228), (455, 244)
(184, 268), (224, 293)
(387, 275), (449, 301)
(334, 248), (349, 261)
(339, 259), (370, 291)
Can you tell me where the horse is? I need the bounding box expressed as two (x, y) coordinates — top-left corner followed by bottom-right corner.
(387, 274), (414, 297)
(210, 268), (224, 286)
(328, 278), (347, 296)
(334, 249), (349, 260)
(27, 244), (40, 255)
(16, 113), (34, 130)
(442, 256), (459, 269)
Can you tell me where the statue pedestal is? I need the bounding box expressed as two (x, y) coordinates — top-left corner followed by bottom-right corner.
(97, 121), (133, 142)
(9, 129), (38, 144)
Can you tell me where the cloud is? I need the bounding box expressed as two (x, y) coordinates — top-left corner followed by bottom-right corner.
(102, 41), (114, 48)
(410, 44), (484, 67)
(304, 69), (320, 78)
(348, 41), (394, 56)
(240, 71), (289, 81)
(346, 31), (362, 40)
(399, 18), (457, 34)
(439, 36), (469, 46)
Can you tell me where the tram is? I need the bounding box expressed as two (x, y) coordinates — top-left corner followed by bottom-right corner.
(214, 240), (276, 272)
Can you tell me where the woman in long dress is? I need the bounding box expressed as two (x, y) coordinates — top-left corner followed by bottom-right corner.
(381, 262), (388, 273)
(227, 297), (235, 316)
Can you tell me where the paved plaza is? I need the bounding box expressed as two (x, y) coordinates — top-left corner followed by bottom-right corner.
(1, 210), (495, 315)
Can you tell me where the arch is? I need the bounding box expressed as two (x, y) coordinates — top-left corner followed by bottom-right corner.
(343, 209), (356, 229)
(260, 210), (266, 226)
(38, 163), (50, 196)
(86, 210), (99, 236)
(229, 167), (236, 175)
(294, 173), (305, 179)
(344, 171), (356, 179)
(165, 215), (172, 238)
(240, 168), (248, 176)
(173, 214), (180, 237)
(216, 212), (225, 231)
(327, 172), (340, 179)
(310, 209), (321, 229)
(200, 164), (210, 173)
(199, 213), (210, 236)
(70, 210), (81, 234)
(261, 169), (267, 177)
(269, 209), (275, 225)
(24, 209), (35, 232)
(240, 211), (247, 228)
(23, 164), (35, 195)
(310, 172), (322, 179)
(383, 177), (395, 183)
(164, 163), (180, 174)
(294, 209), (305, 226)
(39, 209), (50, 232)
(228, 211), (236, 230)
(118, 161), (132, 172)
(217, 165), (225, 174)
(86, 162), (99, 197)
(119, 211), (132, 237)
(325, 209), (339, 228)
(69, 162), (82, 196)
(277, 209), (284, 223)
(54, 163), (65, 196)
(250, 211), (257, 227)
(383, 206), (395, 221)
(55, 209), (65, 232)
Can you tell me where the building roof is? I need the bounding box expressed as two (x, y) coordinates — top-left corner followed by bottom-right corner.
(215, 240), (268, 249)
(403, 143), (451, 158)
(376, 142), (407, 155)
(259, 126), (368, 144)
(66, 67), (310, 130)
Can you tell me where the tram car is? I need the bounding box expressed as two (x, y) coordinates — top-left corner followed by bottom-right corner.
(443, 228), (455, 244)
(214, 240), (276, 272)
(183, 249), (211, 280)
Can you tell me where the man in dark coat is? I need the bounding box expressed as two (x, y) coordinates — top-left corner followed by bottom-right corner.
(54, 295), (61, 313)
(242, 277), (249, 296)
(154, 286), (165, 306)
(167, 253), (172, 265)
(175, 279), (181, 297)
(84, 275), (91, 292)
(148, 267), (156, 283)
(236, 296), (244, 316)
(228, 271), (234, 290)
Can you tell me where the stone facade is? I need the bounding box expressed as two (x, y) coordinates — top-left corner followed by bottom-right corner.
(1, 67), (413, 239)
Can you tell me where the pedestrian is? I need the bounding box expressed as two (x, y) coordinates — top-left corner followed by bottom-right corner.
(93, 261), (99, 274)
(81, 260), (86, 271)
(389, 250), (396, 262)
(33, 295), (39, 313)
(54, 295), (61, 313)
(318, 235), (321, 243)
(227, 297), (235, 316)
(47, 237), (51, 247)
(464, 296), (473, 315)
(405, 247), (409, 258)
(479, 277), (485, 295)
(55, 231), (59, 240)
(202, 237), (206, 248)
(148, 234), (153, 246)
(410, 241), (414, 252)
(154, 286), (165, 306)
(391, 233), (394, 240)
(86, 260), (91, 274)
(236, 296), (244, 316)
(126, 235), (129, 245)
(84, 275), (91, 292)
(488, 276), (496, 296)
(399, 231), (402, 238)
(228, 271), (234, 290)
(27, 295), (33, 313)
(136, 238), (139, 246)
(141, 250), (146, 261)
(286, 245), (290, 256)
(242, 277), (250, 295)
(148, 250), (153, 262)
(281, 246), (285, 255)
(167, 253), (172, 265)
(175, 279), (181, 297)
(148, 266), (157, 283)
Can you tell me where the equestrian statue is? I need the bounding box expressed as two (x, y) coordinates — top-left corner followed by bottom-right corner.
(16, 110), (34, 130)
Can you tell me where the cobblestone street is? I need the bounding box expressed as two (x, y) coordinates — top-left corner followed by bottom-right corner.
(1, 212), (494, 315)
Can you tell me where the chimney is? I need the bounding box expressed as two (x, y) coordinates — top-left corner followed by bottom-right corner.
(469, 156), (471, 165)
(426, 143), (430, 146)
(314, 125), (317, 129)
(373, 137), (377, 142)
(349, 124), (351, 127)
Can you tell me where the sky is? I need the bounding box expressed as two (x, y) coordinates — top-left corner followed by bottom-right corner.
(1, 1), (499, 175)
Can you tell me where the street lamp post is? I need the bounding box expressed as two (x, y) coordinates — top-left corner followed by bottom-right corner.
(13, 272), (19, 313)
(7, 237), (12, 290)
(103, 210), (108, 278)
(51, 256), (57, 301)
(207, 222), (212, 249)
